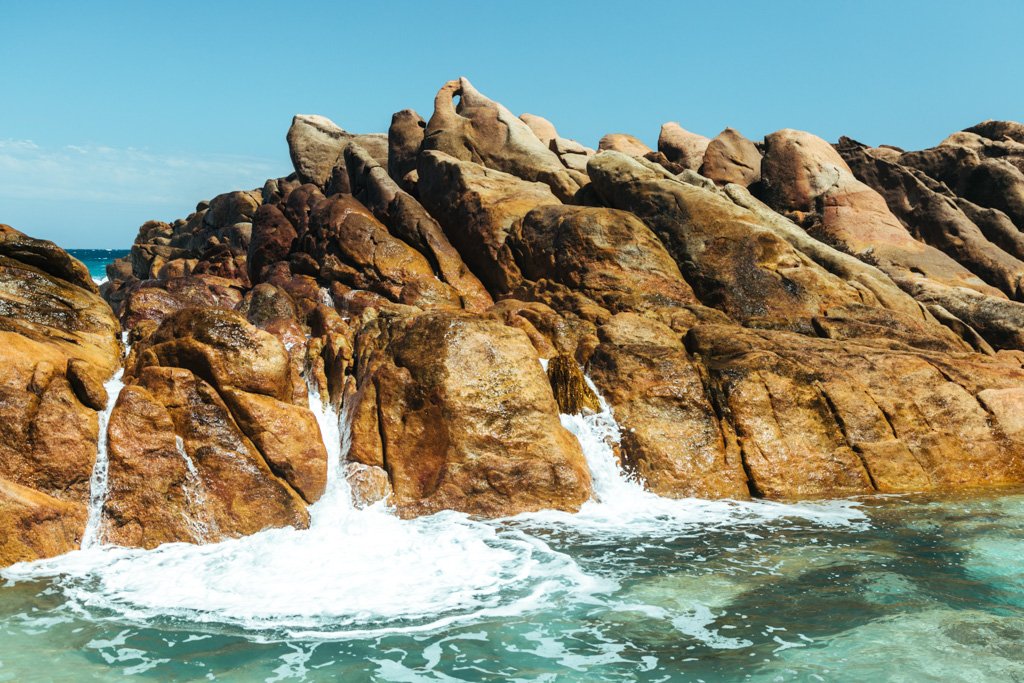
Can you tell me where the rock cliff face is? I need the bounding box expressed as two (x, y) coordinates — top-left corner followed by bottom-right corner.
(4, 81), (1024, 567)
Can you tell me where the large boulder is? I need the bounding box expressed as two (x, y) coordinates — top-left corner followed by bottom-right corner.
(687, 324), (1024, 496)
(348, 310), (592, 517)
(344, 143), (494, 312)
(307, 192), (462, 309)
(964, 120), (1024, 144)
(700, 128), (762, 187)
(287, 114), (388, 188)
(588, 314), (750, 499)
(101, 367), (310, 547)
(422, 77), (581, 201)
(417, 150), (560, 294)
(519, 113), (558, 147)
(760, 129), (1000, 297)
(760, 128), (1024, 351)
(837, 137), (1024, 300)
(248, 203), (298, 283)
(387, 109), (425, 189)
(132, 307), (295, 401)
(0, 225), (97, 293)
(508, 204), (720, 329)
(0, 228), (121, 566)
(658, 122), (711, 171)
(598, 133), (653, 158)
(587, 151), (911, 337)
(0, 479), (87, 567)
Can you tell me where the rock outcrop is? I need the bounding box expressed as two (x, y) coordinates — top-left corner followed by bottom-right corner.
(4, 81), (1024, 568)
(700, 127), (762, 187)
(347, 311), (591, 517)
(0, 227), (120, 565)
(422, 78), (582, 201)
(658, 122), (711, 171)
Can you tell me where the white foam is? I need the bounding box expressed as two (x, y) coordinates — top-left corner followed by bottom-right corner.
(304, 384), (352, 527)
(2, 362), (867, 640)
(518, 372), (869, 534)
(175, 436), (216, 543)
(317, 287), (335, 310)
(80, 364), (128, 549)
(2, 377), (603, 639)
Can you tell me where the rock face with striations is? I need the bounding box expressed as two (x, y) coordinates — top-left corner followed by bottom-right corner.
(4, 80), (1024, 568)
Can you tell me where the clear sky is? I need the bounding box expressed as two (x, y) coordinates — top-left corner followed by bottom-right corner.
(2, 0), (1022, 248)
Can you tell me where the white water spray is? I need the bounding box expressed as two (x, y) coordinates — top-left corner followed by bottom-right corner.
(176, 436), (216, 543)
(80, 365), (128, 549)
(4, 370), (596, 638)
(304, 384), (353, 526)
(2, 357), (865, 640)
(528, 363), (868, 533)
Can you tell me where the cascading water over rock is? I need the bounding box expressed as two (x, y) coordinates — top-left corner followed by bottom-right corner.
(80, 364), (128, 549)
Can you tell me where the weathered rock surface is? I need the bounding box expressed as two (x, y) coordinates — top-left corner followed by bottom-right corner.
(586, 151), (938, 341)
(588, 314), (751, 499)
(345, 143), (493, 311)
(687, 324), (1024, 495)
(102, 366), (310, 547)
(0, 478), (87, 566)
(837, 137), (1024, 300)
(287, 114), (388, 189)
(422, 77), (581, 201)
(658, 122), (711, 171)
(700, 128), (762, 187)
(5, 82), (1024, 567)
(348, 311), (591, 517)
(0, 228), (121, 565)
(598, 133), (653, 158)
(387, 109), (425, 189)
(759, 128), (1024, 352)
(418, 150), (560, 293)
(520, 113), (559, 147)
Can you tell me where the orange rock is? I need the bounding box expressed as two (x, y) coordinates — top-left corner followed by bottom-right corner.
(349, 310), (591, 517)
(0, 478), (86, 567)
(589, 314), (750, 499)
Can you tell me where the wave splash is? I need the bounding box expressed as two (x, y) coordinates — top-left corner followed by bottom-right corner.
(3, 369), (867, 641)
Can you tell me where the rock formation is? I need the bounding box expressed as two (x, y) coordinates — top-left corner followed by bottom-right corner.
(0, 226), (120, 565)
(4, 78), (1024, 567)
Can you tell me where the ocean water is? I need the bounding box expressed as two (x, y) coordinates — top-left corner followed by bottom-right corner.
(1, 490), (1021, 682)
(7, 254), (1019, 681)
(68, 248), (130, 283)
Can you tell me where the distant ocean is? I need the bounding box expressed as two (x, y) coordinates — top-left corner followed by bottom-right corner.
(68, 248), (130, 283)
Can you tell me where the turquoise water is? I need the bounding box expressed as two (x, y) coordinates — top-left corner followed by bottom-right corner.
(67, 249), (130, 282)
(1, 491), (1022, 682)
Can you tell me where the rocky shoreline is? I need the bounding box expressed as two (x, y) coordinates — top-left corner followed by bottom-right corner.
(3, 78), (1024, 566)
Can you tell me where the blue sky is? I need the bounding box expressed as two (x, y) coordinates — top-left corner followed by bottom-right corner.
(2, 1), (1022, 248)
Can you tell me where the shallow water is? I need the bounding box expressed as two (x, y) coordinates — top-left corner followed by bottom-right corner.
(4, 385), (1023, 681)
(1, 491), (1021, 681)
